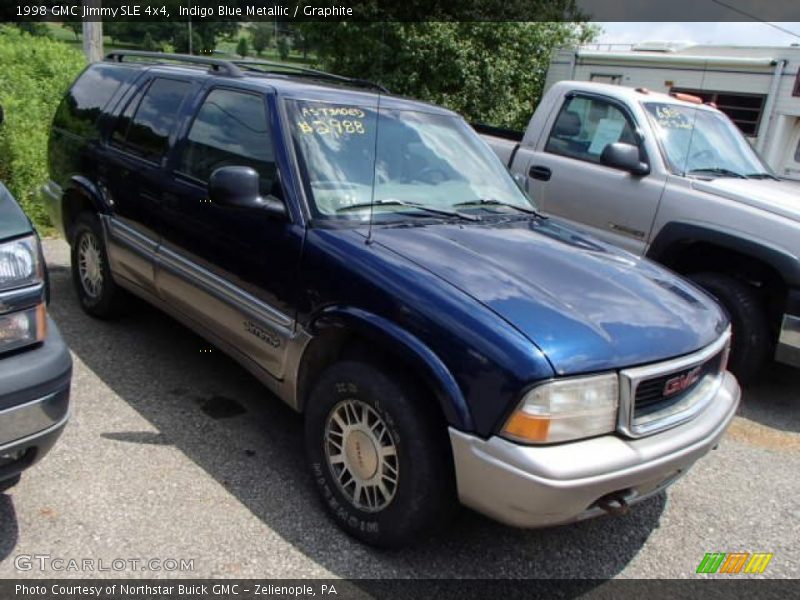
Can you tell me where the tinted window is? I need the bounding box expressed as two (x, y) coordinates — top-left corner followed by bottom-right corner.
(112, 78), (191, 162)
(545, 95), (639, 163)
(53, 64), (137, 137)
(178, 89), (275, 192)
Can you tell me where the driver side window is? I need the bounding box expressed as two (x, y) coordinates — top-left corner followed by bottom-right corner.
(545, 95), (639, 164)
(178, 89), (276, 194)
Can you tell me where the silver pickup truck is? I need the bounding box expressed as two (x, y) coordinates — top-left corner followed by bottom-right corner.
(482, 80), (800, 384)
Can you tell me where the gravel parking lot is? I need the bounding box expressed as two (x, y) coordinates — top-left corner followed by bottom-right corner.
(1, 238), (798, 580)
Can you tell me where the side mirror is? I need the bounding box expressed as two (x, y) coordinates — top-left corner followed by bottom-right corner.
(600, 143), (650, 176)
(208, 166), (287, 217)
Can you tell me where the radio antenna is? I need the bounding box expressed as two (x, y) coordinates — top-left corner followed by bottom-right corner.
(366, 21), (386, 245)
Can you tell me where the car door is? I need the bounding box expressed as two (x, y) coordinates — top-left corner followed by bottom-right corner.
(100, 76), (193, 294)
(523, 93), (666, 255)
(156, 85), (303, 380)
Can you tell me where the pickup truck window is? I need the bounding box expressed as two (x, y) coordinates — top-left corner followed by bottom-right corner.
(643, 102), (770, 178)
(285, 99), (533, 221)
(178, 88), (275, 193)
(545, 95), (639, 163)
(111, 78), (191, 163)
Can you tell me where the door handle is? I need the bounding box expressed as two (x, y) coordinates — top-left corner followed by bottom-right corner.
(529, 165), (552, 181)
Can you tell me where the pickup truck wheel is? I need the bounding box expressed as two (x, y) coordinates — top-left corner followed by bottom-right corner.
(70, 213), (128, 319)
(0, 474), (21, 493)
(305, 361), (455, 548)
(689, 272), (769, 385)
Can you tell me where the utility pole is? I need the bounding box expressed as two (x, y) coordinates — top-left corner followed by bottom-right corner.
(188, 0), (193, 54)
(82, 0), (104, 63)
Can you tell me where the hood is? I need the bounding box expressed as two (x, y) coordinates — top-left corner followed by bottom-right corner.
(0, 183), (32, 240)
(692, 177), (800, 223)
(373, 218), (727, 375)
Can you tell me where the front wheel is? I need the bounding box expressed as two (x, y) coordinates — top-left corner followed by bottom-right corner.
(689, 272), (770, 385)
(305, 361), (455, 548)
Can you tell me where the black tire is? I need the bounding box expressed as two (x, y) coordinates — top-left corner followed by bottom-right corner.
(70, 212), (129, 319)
(305, 360), (455, 548)
(689, 272), (770, 385)
(0, 474), (21, 493)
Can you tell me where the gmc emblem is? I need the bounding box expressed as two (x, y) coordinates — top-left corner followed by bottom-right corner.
(663, 366), (702, 397)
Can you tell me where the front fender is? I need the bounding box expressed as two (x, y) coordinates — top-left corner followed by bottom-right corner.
(647, 221), (800, 287)
(310, 305), (474, 431)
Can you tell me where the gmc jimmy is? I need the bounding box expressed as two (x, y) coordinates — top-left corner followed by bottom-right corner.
(43, 52), (739, 547)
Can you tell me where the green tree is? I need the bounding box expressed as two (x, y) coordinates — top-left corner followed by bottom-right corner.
(236, 36), (249, 59)
(296, 21), (597, 129)
(64, 21), (82, 42)
(251, 23), (272, 57)
(13, 22), (49, 37)
(142, 32), (159, 52)
(277, 35), (291, 61)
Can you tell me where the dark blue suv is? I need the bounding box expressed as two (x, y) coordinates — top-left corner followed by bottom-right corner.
(43, 52), (739, 547)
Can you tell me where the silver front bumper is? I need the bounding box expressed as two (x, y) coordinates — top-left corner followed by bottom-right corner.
(449, 371), (739, 528)
(0, 390), (70, 450)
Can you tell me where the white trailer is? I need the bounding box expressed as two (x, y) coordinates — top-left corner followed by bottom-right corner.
(545, 43), (800, 180)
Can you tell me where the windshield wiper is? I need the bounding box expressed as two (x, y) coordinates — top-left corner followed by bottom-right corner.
(453, 198), (543, 216)
(745, 172), (781, 181)
(336, 199), (480, 221)
(687, 167), (747, 179)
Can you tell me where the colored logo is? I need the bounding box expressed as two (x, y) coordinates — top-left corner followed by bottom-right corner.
(696, 552), (773, 574)
(664, 365), (702, 397)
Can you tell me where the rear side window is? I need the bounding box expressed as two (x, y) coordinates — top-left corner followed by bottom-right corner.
(53, 64), (137, 137)
(112, 78), (191, 163)
(177, 88), (275, 192)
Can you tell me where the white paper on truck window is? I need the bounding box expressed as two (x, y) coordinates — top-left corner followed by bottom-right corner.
(588, 118), (625, 155)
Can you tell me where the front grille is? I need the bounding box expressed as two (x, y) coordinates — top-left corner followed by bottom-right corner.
(634, 350), (725, 415)
(618, 330), (731, 438)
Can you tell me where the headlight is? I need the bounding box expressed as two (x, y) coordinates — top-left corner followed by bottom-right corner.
(502, 373), (619, 444)
(0, 235), (42, 292)
(0, 304), (46, 353)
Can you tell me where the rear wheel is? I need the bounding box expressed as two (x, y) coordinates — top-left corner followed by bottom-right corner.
(70, 213), (129, 319)
(305, 360), (455, 548)
(689, 272), (770, 385)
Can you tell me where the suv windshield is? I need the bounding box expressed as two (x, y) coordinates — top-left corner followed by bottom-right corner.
(285, 99), (535, 221)
(644, 102), (772, 178)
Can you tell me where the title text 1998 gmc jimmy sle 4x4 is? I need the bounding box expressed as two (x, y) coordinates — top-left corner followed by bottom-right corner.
(44, 52), (739, 547)
(482, 81), (800, 384)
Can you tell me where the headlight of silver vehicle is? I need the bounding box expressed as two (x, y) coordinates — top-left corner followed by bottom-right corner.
(0, 235), (42, 292)
(0, 234), (46, 353)
(502, 373), (619, 444)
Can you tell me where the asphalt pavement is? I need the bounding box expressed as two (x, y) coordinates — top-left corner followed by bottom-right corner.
(0, 238), (798, 580)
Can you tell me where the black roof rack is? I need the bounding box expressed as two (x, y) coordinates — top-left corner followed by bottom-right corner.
(231, 59), (389, 93)
(103, 51), (389, 93)
(105, 51), (244, 77)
